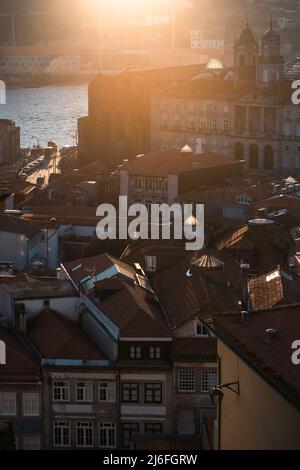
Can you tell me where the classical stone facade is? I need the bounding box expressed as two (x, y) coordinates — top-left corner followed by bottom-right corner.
(150, 21), (299, 177)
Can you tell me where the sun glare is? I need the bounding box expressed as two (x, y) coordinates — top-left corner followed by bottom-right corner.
(92, 0), (172, 15)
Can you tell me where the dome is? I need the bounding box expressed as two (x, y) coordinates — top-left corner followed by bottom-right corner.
(263, 17), (280, 42)
(193, 254), (224, 270)
(181, 144), (193, 154)
(236, 26), (257, 49)
(206, 58), (224, 70)
(263, 28), (280, 41)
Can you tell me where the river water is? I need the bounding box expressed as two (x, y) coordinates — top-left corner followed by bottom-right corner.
(0, 84), (88, 148)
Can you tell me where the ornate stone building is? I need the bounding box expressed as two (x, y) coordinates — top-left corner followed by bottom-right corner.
(150, 21), (299, 177)
(79, 20), (299, 177)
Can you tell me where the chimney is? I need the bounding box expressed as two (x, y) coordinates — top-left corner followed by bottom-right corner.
(19, 311), (27, 335)
(258, 207), (267, 218)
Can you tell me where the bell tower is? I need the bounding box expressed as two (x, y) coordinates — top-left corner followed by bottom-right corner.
(257, 17), (284, 83)
(234, 18), (259, 80)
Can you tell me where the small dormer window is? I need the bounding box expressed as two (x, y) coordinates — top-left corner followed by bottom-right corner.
(130, 346), (141, 359)
(145, 256), (157, 273)
(196, 320), (209, 337)
(149, 347), (161, 360)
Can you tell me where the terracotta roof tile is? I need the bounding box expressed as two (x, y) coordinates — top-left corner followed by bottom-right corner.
(28, 309), (105, 360)
(0, 326), (39, 383)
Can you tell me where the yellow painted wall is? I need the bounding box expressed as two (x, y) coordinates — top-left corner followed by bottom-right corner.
(218, 340), (300, 450)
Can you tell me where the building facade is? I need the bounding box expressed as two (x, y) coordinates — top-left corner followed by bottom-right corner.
(150, 22), (300, 177)
(0, 119), (20, 165)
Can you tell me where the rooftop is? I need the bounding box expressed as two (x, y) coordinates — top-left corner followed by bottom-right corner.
(89, 277), (171, 339)
(0, 214), (38, 239)
(28, 309), (105, 360)
(120, 149), (242, 177)
(204, 306), (300, 410)
(1, 279), (75, 300)
(0, 325), (39, 383)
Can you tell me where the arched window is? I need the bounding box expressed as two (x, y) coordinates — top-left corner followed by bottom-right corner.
(249, 144), (259, 169)
(234, 142), (244, 160)
(264, 145), (274, 171)
(239, 55), (245, 66)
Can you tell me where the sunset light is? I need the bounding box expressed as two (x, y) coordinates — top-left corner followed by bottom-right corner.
(0, 0), (299, 457)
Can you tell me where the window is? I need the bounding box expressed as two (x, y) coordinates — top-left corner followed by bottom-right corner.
(76, 382), (93, 402)
(23, 436), (41, 450)
(161, 118), (168, 129)
(196, 321), (209, 337)
(122, 383), (139, 403)
(53, 421), (70, 447)
(145, 423), (163, 434)
(174, 119), (180, 129)
(149, 346), (161, 359)
(99, 382), (116, 403)
(223, 120), (229, 133)
(201, 369), (218, 392)
(53, 381), (70, 401)
(130, 346), (142, 359)
(189, 119), (196, 130)
(145, 383), (162, 404)
(122, 423), (139, 449)
(178, 370), (195, 392)
(0, 393), (16, 416)
(23, 393), (40, 416)
(200, 120), (206, 130)
(178, 409), (195, 434)
(39, 231), (47, 242)
(99, 422), (116, 448)
(212, 119), (217, 131)
(76, 422), (93, 448)
(43, 299), (50, 308)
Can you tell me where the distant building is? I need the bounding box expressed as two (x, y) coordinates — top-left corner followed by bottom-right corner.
(0, 46), (97, 75)
(191, 31), (224, 50)
(119, 147), (244, 205)
(0, 119), (20, 164)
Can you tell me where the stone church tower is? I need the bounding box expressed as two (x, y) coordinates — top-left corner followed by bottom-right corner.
(257, 18), (284, 83)
(233, 19), (259, 80)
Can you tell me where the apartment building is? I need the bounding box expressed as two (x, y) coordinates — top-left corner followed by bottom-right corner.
(0, 325), (42, 450)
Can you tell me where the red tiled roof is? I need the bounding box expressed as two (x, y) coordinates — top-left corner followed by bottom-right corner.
(151, 257), (241, 329)
(28, 309), (105, 360)
(205, 306), (300, 410)
(90, 280), (171, 339)
(254, 195), (300, 212)
(0, 326), (39, 383)
(120, 149), (242, 177)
